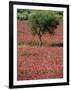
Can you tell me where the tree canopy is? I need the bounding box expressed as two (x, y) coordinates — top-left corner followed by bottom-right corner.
(29, 11), (62, 35)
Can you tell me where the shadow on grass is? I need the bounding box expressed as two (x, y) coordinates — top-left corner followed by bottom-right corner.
(49, 43), (63, 47)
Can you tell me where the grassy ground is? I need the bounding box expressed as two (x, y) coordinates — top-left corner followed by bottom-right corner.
(17, 47), (63, 80)
(17, 21), (63, 80)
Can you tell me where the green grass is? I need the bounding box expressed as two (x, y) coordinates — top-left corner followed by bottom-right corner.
(18, 41), (48, 48)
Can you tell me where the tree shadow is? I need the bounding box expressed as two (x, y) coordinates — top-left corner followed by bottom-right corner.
(49, 43), (63, 47)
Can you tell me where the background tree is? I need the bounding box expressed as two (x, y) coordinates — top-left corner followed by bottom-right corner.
(28, 11), (63, 46)
(17, 9), (31, 20)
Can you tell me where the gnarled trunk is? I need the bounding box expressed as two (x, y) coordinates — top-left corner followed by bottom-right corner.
(39, 35), (42, 46)
(37, 27), (43, 46)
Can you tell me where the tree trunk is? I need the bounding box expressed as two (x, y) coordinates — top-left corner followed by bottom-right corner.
(39, 36), (42, 46)
(38, 28), (43, 46)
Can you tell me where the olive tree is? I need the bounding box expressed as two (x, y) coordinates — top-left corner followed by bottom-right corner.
(28, 11), (62, 46)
